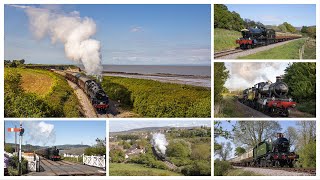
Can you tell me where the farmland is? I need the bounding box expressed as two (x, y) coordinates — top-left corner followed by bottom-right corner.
(4, 67), (81, 117)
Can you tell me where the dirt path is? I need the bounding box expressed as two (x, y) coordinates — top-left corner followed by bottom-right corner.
(217, 38), (304, 59)
(67, 80), (98, 118)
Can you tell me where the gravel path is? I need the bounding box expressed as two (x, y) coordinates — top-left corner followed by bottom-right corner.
(235, 167), (313, 176)
(67, 80), (98, 118)
(217, 38), (304, 59)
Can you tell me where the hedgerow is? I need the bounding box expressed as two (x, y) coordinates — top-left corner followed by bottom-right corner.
(101, 76), (211, 117)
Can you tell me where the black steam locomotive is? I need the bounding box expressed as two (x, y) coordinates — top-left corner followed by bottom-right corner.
(35, 146), (61, 161)
(65, 72), (109, 113)
(238, 76), (296, 117)
(236, 26), (301, 49)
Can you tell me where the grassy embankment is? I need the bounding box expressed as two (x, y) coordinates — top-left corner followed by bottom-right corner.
(110, 163), (182, 176)
(62, 156), (83, 164)
(214, 93), (244, 117)
(239, 38), (315, 59)
(5, 68), (81, 117)
(214, 28), (241, 52)
(101, 76), (211, 118)
(214, 160), (262, 176)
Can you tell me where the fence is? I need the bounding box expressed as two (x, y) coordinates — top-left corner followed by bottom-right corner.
(22, 154), (40, 172)
(83, 155), (106, 169)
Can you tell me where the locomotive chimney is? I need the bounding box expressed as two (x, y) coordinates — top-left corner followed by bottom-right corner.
(276, 133), (284, 138)
(276, 76), (282, 82)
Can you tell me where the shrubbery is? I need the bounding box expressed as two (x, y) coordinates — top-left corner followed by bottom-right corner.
(214, 159), (232, 176)
(8, 156), (28, 176)
(101, 76), (210, 117)
(110, 149), (126, 163)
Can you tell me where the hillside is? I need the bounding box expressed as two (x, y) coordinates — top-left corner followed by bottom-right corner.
(214, 28), (241, 52)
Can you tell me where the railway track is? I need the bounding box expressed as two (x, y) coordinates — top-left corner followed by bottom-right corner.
(214, 49), (243, 58)
(38, 158), (105, 176)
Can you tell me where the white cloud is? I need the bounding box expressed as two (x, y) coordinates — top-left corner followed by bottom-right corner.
(130, 26), (143, 32)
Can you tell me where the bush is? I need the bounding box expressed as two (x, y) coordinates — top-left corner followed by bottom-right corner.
(101, 76), (210, 117)
(110, 149), (126, 163)
(214, 159), (232, 176)
(181, 161), (211, 176)
(8, 156), (28, 175)
(298, 141), (316, 168)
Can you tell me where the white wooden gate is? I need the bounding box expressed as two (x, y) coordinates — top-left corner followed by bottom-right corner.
(83, 155), (106, 169)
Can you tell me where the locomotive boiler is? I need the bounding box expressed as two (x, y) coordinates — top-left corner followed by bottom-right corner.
(238, 76), (296, 117)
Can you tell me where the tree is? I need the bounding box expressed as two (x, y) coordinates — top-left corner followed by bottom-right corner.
(191, 143), (211, 160)
(285, 126), (298, 151)
(214, 63), (229, 103)
(216, 142), (232, 161)
(283, 22), (296, 33)
(234, 147), (246, 157)
(306, 26), (316, 39)
(284, 63), (316, 103)
(301, 26), (308, 33)
(166, 139), (191, 158)
(233, 121), (281, 148)
(214, 4), (245, 31)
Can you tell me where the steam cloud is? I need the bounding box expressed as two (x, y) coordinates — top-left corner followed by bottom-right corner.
(12, 5), (103, 75)
(225, 62), (287, 90)
(24, 121), (56, 146)
(152, 133), (168, 155)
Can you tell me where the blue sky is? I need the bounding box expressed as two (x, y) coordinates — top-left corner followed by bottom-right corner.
(5, 121), (106, 146)
(215, 120), (303, 159)
(226, 4), (316, 27)
(4, 4), (211, 65)
(110, 120), (211, 132)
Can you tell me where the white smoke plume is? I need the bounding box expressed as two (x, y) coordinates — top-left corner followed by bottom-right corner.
(24, 121), (56, 146)
(225, 62), (288, 90)
(11, 5), (103, 75)
(152, 133), (168, 155)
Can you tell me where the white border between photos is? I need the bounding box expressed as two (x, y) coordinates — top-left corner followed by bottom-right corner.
(0, 0), (319, 179)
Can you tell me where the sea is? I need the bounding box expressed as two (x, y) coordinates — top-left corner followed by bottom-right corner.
(101, 65), (211, 88)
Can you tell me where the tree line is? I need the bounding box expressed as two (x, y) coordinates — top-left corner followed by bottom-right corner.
(214, 4), (315, 37)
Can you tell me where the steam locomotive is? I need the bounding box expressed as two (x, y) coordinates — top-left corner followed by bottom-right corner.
(150, 138), (168, 161)
(236, 26), (302, 49)
(35, 146), (61, 161)
(238, 76), (296, 117)
(230, 133), (299, 168)
(65, 72), (109, 113)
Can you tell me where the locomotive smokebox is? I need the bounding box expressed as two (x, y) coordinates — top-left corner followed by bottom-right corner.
(276, 133), (284, 138)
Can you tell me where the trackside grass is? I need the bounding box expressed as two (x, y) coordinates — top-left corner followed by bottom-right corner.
(109, 163), (182, 176)
(238, 38), (306, 59)
(214, 28), (241, 52)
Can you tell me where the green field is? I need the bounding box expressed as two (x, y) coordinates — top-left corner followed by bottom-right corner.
(101, 76), (211, 117)
(5, 67), (81, 117)
(109, 163), (182, 176)
(238, 38), (307, 59)
(214, 28), (241, 52)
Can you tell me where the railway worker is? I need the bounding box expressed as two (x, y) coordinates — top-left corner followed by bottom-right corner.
(4, 154), (9, 176)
